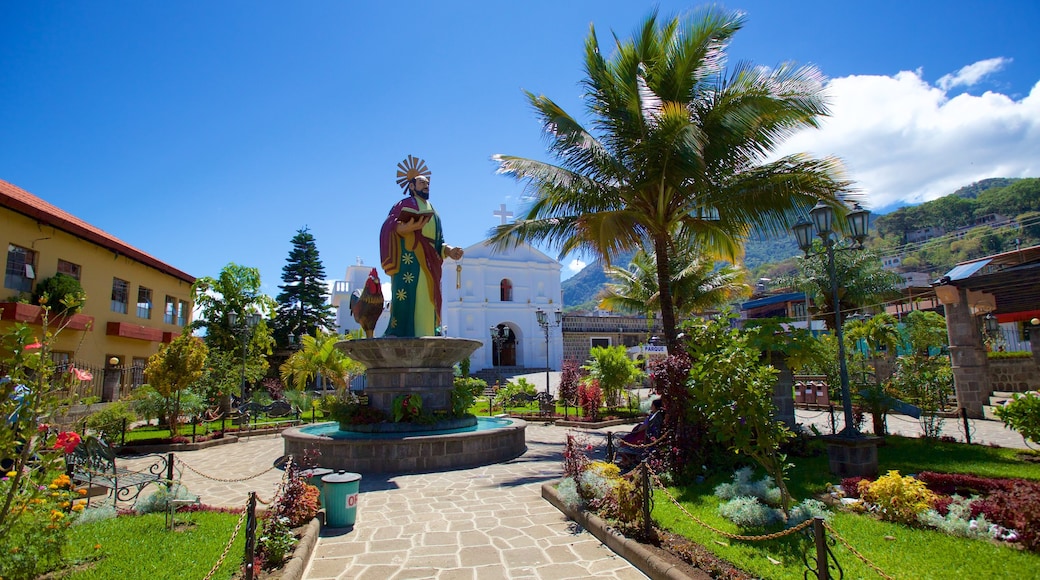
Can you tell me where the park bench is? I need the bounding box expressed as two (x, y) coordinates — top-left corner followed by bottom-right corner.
(66, 435), (172, 507)
(233, 399), (300, 430)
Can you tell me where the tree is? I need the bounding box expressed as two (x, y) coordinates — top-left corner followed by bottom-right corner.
(280, 331), (362, 392)
(788, 241), (900, 330)
(273, 227), (335, 347)
(599, 247), (749, 321)
(191, 263), (276, 392)
(144, 333), (208, 432)
(490, 8), (850, 348)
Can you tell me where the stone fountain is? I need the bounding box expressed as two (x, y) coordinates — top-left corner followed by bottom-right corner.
(282, 337), (527, 473)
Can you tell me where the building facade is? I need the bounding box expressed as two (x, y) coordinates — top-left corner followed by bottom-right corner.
(1, 179), (195, 400)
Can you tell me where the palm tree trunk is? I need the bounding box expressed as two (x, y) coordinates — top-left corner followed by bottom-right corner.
(653, 235), (679, 349)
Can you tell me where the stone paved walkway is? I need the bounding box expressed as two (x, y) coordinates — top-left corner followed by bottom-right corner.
(120, 409), (1033, 579)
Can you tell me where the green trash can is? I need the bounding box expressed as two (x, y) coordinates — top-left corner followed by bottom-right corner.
(321, 471), (362, 528)
(301, 468), (333, 507)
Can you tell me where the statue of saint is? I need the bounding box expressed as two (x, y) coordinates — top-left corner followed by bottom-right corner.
(379, 157), (464, 337)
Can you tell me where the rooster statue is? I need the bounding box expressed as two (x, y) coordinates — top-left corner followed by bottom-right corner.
(350, 268), (384, 339)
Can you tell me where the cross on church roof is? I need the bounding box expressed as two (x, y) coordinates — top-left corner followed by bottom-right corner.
(493, 203), (513, 225)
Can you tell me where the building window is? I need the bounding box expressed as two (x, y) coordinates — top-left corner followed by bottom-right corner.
(164, 296), (176, 324)
(5, 244), (36, 293)
(111, 278), (129, 314)
(137, 287), (153, 319)
(177, 300), (189, 326)
(51, 351), (71, 373)
(57, 259), (81, 280)
(590, 337), (611, 348)
(500, 279), (513, 302)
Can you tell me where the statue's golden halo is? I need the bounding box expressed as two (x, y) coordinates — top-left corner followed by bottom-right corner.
(395, 155), (431, 190)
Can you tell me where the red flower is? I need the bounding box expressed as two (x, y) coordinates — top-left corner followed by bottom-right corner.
(38, 423), (50, 433)
(53, 432), (82, 454)
(25, 342), (42, 350)
(69, 367), (93, 381)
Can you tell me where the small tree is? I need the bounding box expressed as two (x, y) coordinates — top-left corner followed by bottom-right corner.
(584, 345), (638, 408)
(279, 332), (361, 392)
(684, 317), (795, 513)
(31, 273), (86, 315)
(558, 359), (584, 407)
(144, 334), (208, 432)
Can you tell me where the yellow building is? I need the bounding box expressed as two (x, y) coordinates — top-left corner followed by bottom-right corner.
(1, 179), (195, 401)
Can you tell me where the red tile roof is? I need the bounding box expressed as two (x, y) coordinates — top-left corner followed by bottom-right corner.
(0, 179), (194, 284)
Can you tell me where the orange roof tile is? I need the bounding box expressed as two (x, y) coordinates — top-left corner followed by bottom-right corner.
(0, 179), (195, 284)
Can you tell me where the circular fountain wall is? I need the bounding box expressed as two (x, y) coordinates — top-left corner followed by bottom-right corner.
(282, 417), (527, 473)
(282, 337), (528, 473)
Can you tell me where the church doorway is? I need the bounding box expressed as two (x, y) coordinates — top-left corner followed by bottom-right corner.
(491, 324), (517, 366)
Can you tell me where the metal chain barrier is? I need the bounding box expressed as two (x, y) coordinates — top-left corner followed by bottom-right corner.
(614, 429), (672, 451)
(177, 458), (279, 482)
(822, 521), (896, 580)
(646, 464), (813, 542)
(202, 506), (247, 580)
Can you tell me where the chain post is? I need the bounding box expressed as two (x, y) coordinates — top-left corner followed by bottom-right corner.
(606, 432), (615, 463)
(960, 407), (972, 445)
(828, 404), (837, 434)
(245, 492), (257, 580)
(813, 516), (829, 580)
(167, 453), (175, 483)
(641, 462), (651, 537)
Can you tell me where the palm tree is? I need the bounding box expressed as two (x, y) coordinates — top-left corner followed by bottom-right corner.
(599, 248), (750, 322)
(280, 332), (361, 392)
(490, 8), (852, 348)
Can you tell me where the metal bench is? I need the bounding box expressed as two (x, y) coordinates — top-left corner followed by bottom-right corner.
(66, 435), (171, 507)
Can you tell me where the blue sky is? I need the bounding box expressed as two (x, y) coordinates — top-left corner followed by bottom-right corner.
(2, 1), (1037, 295)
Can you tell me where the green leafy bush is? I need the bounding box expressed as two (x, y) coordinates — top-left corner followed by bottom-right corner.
(391, 393), (422, 422)
(498, 377), (536, 404)
(31, 273), (85, 314)
(85, 401), (136, 441)
(451, 377), (486, 416)
(994, 391), (1040, 444)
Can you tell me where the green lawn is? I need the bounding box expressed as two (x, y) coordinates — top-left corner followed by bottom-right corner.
(654, 437), (1040, 580)
(61, 511), (245, 579)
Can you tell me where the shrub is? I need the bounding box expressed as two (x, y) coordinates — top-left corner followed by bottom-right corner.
(71, 504), (118, 526)
(578, 379), (602, 421)
(497, 377), (536, 404)
(914, 471), (1017, 497)
(451, 377), (486, 416)
(787, 499), (830, 528)
(556, 477), (582, 509)
(391, 393), (423, 422)
(718, 496), (781, 528)
(858, 470), (937, 525)
(559, 359), (584, 406)
(918, 495), (996, 540)
(31, 273), (86, 314)
(841, 476), (868, 499)
(271, 459), (321, 528)
(994, 391), (1040, 445)
(134, 482), (196, 514)
(563, 433), (591, 478)
(0, 472), (84, 578)
(256, 515), (298, 569)
(976, 481), (1040, 551)
(85, 401), (136, 441)
(714, 466), (782, 507)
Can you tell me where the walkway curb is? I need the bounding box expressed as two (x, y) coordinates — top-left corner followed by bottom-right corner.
(277, 511), (323, 580)
(541, 480), (706, 580)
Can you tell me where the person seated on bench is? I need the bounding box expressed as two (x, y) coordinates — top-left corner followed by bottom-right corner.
(617, 398), (664, 465)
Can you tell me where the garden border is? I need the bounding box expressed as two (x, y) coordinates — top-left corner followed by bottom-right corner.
(541, 479), (707, 580)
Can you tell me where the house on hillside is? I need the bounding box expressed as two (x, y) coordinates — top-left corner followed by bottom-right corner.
(0, 179), (195, 402)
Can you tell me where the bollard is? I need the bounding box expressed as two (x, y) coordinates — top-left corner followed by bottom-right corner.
(322, 471), (362, 528)
(301, 467), (334, 507)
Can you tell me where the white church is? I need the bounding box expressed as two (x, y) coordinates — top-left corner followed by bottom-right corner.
(330, 206), (564, 374)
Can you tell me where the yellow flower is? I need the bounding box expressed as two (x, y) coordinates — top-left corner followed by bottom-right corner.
(78, 488), (87, 495)
(60, 501), (70, 508)
(94, 544), (102, 550)
(49, 484), (58, 489)
(5, 471), (15, 478)
(72, 504), (85, 512)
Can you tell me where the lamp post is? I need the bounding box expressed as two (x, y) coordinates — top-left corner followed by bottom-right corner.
(229, 311), (261, 404)
(793, 201), (870, 439)
(535, 308), (563, 397)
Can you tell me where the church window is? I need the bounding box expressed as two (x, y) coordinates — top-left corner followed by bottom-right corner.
(500, 279), (513, 302)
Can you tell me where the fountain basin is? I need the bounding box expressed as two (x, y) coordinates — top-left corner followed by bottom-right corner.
(282, 417), (527, 474)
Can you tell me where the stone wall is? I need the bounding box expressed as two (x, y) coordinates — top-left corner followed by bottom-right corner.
(987, 358), (1040, 394)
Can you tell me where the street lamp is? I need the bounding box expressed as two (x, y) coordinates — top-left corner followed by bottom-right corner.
(793, 201), (870, 439)
(228, 311), (261, 404)
(535, 308), (563, 397)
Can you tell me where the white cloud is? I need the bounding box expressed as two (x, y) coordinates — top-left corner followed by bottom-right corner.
(772, 69), (1040, 210)
(938, 57), (1012, 90)
(567, 258), (587, 273)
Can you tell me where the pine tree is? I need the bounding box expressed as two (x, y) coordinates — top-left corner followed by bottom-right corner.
(274, 227), (335, 347)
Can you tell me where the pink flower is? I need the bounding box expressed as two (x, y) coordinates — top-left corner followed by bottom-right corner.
(25, 342), (42, 350)
(38, 423), (50, 433)
(53, 432), (82, 454)
(70, 367), (93, 381)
